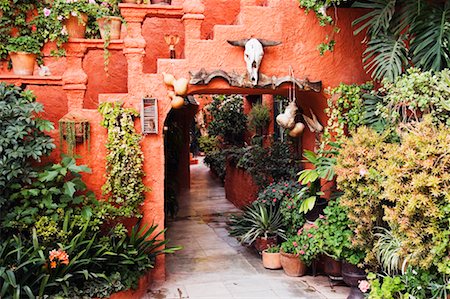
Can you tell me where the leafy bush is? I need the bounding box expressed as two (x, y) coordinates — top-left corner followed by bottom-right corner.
(316, 198), (365, 265)
(247, 103), (270, 132)
(198, 135), (218, 154)
(0, 84), (55, 210)
(204, 150), (227, 182)
(335, 126), (394, 267)
(256, 180), (300, 207)
(6, 36), (42, 54)
(382, 118), (450, 273)
(280, 225), (321, 266)
(207, 94), (247, 146)
(279, 185), (307, 236)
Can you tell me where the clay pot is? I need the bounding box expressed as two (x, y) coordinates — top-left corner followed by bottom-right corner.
(64, 13), (88, 39)
(322, 255), (343, 280)
(151, 0), (171, 4)
(9, 52), (36, 75)
(262, 250), (282, 270)
(97, 16), (122, 40)
(305, 197), (328, 222)
(171, 96), (185, 109)
(276, 113), (295, 129)
(254, 236), (277, 252)
(280, 250), (307, 277)
(342, 261), (366, 299)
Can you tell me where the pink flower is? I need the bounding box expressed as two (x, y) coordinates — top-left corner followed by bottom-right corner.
(43, 8), (51, 17)
(359, 168), (368, 176)
(262, 200), (266, 203)
(303, 245), (308, 249)
(293, 242), (298, 247)
(308, 233), (313, 238)
(297, 228), (303, 235)
(299, 250), (305, 255)
(319, 214), (325, 219)
(88, 0), (96, 3)
(61, 27), (68, 35)
(358, 280), (370, 293)
(287, 205), (291, 209)
(71, 11), (77, 16)
(57, 15), (64, 20)
(272, 189), (276, 192)
(273, 198), (277, 202)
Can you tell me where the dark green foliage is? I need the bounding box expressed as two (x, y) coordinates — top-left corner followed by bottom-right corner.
(229, 202), (286, 245)
(207, 95), (247, 146)
(352, 0), (450, 81)
(204, 150), (227, 182)
(198, 135), (218, 154)
(0, 83), (55, 209)
(6, 36), (42, 54)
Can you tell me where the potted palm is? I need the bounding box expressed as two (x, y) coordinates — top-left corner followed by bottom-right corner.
(7, 36), (42, 75)
(229, 202), (286, 252)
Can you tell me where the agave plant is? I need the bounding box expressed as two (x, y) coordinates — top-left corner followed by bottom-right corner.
(229, 202), (286, 245)
(352, 0), (450, 82)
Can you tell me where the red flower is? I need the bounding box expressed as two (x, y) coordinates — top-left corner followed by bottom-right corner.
(307, 233), (313, 238)
(31, 25), (37, 32)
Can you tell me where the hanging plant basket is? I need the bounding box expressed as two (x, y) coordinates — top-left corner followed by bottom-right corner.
(59, 118), (90, 156)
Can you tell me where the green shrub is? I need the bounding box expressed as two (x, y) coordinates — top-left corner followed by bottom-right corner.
(0, 83), (55, 209)
(198, 135), (218, 154)
(248, 103), (270, 132)
(204, 150), (227, 182)
(207, 94), (247, 146)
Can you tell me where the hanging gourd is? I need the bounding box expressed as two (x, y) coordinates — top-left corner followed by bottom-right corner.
(288, 122), (305, 137)
(276, 101), (297, 129)
(171, 95), (185, 109)
(162, 72), (176, 86)
(173, 78), (188, 96)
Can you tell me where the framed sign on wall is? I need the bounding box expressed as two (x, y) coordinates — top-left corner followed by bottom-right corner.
(141, 98), (158, 134)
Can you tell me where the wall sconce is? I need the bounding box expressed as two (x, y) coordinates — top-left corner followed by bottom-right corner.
(164, 34), (180, 59)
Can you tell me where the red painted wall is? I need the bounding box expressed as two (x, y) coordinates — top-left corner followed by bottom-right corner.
(224, 160), (260, 208)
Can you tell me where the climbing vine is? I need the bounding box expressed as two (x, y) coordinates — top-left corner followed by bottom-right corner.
(99, 102), (147, 218)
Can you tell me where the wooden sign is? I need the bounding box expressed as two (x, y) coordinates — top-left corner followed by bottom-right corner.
(141, 98), (158, 134)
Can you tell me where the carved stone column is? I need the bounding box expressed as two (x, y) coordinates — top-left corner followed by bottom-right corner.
(121, 9), (146, 94)
(62, 42), (88, 110)
(182, 0), (205, 40)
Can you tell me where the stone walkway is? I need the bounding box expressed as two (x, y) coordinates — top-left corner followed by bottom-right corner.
(146, 158), (350, 299)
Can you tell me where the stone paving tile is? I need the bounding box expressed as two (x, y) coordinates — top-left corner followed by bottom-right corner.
(146, 159), (350, 299)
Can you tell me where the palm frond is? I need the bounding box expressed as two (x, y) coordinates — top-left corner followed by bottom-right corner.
(410, 2), (450, 71)
(352, 0), (397, 37)
(362, 33), (409, 82)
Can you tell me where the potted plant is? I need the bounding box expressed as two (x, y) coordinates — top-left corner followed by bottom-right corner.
(229, 202), (286, 252)
(262, 245), (282, 270)
(279, 236), (307, 276)
(96, 0), (122, 41)
(7, 36), (42, 75)
(50, 0), (100, 39)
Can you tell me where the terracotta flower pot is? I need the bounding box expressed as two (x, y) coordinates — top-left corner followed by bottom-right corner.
(9, 52), (36, 75)
(151, 0), (171, 4)
(64, 13), (88, 39)
(97, 16), (122, 40)
(280, 250), (307, 277)
(254, 236), (277, 252)
(262, 250), (281, 270)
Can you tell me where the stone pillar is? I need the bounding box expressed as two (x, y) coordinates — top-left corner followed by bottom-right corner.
(62, 43), (88, 109)
(121, 10), (146, 94)
(182, 0), (205, 40)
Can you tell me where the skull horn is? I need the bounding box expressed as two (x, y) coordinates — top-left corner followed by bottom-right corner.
(227, 39), (249, 47)
(257, 39), (282, 47)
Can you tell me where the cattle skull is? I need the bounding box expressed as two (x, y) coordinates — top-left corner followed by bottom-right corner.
(227, 38), (281, 86)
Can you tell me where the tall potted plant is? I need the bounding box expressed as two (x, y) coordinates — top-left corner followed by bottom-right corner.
(7, 36), (42, 75)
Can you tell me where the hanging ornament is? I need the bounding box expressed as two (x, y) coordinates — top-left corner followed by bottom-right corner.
(288, 122), (305, 137)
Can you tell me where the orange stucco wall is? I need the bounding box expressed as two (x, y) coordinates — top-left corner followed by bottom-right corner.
(0, 0), (371, 286)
